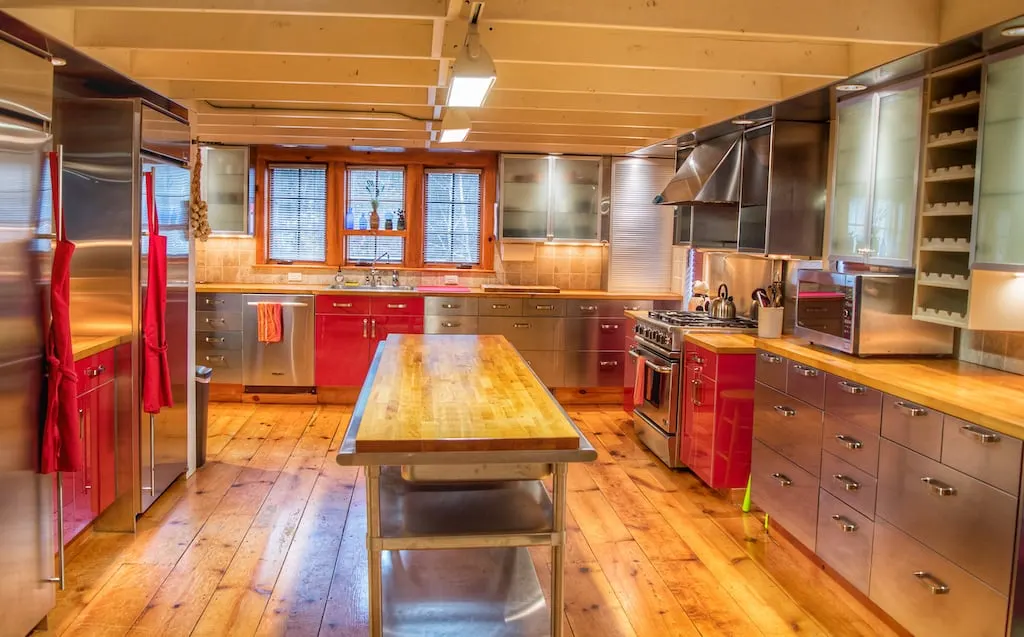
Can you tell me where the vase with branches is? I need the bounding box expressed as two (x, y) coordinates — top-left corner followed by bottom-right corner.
(366, 179), (385, 230)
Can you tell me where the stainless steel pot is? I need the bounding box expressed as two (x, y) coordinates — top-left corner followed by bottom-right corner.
(708, 283), (736, 319)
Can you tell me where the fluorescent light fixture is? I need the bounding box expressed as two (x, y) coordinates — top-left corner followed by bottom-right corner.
(731, 118), (756, 125)
(438, 108), (471, 143)
(836, 83), (868, 92)
(1014, 272), (1024, 279)
(447, 23), (497, 107)
(1002, 25), (1024, 37)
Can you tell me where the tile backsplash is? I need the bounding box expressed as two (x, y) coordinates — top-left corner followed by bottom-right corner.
(959, 330), (1024, 376)
(196, 237), (606, 290)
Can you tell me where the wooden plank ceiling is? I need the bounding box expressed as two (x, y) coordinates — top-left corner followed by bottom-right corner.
(4, 0), (1022, 155)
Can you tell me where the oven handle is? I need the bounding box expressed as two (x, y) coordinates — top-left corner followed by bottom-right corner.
(628, 348), (674, 374)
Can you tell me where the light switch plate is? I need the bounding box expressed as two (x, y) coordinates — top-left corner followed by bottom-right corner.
(287, 272), (302, 282)
(443, 275), (459, 285)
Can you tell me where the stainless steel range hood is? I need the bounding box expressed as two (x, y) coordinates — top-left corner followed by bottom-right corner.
(653, 132), (742, 205)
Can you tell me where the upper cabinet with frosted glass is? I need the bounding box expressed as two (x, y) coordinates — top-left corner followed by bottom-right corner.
(499, 154), (606, 242)
(828, 80), (923, 267)
(200, 145), (253, 235)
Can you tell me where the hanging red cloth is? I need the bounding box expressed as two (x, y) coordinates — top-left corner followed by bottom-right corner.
(41, 151), (82, 474)
(142, 171), (173, 414)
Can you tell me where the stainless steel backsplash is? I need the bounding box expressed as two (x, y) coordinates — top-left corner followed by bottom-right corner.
(701, 252), (774, 318)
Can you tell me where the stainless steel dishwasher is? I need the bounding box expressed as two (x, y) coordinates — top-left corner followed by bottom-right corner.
(242, 294), (315, 389)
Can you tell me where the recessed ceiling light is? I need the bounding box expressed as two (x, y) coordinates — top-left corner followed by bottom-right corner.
(731, 118), (756, 125)
(50, 57), (66, 67)
(836, 83), (868, 93)
(1001, 25), (1024, 37)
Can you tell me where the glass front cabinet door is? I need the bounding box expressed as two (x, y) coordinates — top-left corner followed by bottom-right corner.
(200, 145), (252, 235)
(829, 81), (923, 266)
(975, 51), (1024, 270)
(500, 154), (605, 242)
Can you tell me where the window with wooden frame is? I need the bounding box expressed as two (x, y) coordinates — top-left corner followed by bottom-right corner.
(424, 169), (482, 266)
(265, 163), (328, 263)
(344, 166), (405, 265)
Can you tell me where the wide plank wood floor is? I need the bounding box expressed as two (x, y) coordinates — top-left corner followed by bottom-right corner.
(38, 403), (897, 637)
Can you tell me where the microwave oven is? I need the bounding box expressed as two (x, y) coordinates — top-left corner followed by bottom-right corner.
(794, 270), (955, 356)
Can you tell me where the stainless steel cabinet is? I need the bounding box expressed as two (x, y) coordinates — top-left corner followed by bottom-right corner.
(478, 317), (562, 351)
(751, 440), (819, 550)
(816, 489), (874, 593)
(499, 154), (606, 243)
(753, 383), (823, 476)
(196, 293), (244, 384)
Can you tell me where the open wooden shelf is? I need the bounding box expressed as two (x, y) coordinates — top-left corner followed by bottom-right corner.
(345, 229), (407, 236)
(927, 132), (978, 149)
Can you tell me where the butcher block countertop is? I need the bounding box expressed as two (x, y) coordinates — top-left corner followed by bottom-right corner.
(353, 334), (583, 453)
(196, 282), (681, 301)
(756, 337), (1024, 440)
(72, 333), (131, 361)
(685, 333), (758, 354)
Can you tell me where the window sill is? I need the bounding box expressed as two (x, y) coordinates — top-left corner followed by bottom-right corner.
(254, 263), (495, 275)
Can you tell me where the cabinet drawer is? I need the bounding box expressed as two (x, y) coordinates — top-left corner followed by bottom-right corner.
(75, 348), (115, 393)
(564, 351), (625, 387)
(315, 295), (371, 316)
(479, 317), (561, 351)
(751, 440), (819, 551)
(370, 296), (424, 317)
(754, 383), (823, 476)
(563, 318), (628, 351)
(567, 300), (650, 317)
(197, 293), (242, 312)
(520, 350), (564, 387)
(824, 374), (882, 432)
(424, 316), (479, 335)
(196, 331), (243, 351)
(197, 310), (243, 332)
(822, 414), (880, 476)
(881, 394), (944, 460)
(820, 450), (877, 518)
(877, 439), (1018, 594)
(755, 350), (788, 392)
(870, 518), (1008, 637)
(786, 360), (824, 409)
(942, 417), (1022, 495)
(683, 344), (717, 378)
(816, 489), (874, 594)
(196, 349), (243, 384)
(478, 298), (523, 316)
(424, 296), (478, 316)
(523, 299), (566, 317)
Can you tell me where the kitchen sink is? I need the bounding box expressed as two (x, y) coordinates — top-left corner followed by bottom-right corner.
(325, 284), (418, 292)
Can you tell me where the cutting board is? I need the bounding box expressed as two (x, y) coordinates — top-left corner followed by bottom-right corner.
(482, 284), (561, 294)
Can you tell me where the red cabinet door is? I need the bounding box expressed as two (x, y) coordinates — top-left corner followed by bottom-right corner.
(689, 368), (718, 484)
(315, 314), (371, 387)
(70, 390), (99, 540)
(95, 380), (116, 512)
(623, 318), (637, 412)
(374, 314), (424, 344)
(681, 362), (700, 468)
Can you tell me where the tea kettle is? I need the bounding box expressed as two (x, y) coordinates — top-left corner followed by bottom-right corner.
(708, 283), (736, 319)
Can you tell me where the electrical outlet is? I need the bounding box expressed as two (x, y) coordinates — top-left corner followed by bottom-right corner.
(287, 272), (302, 282)
(443, 275), (459, 285)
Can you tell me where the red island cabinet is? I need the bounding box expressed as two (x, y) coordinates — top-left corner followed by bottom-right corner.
(315, 295), (424, 388)
(682, 342), (755, 489)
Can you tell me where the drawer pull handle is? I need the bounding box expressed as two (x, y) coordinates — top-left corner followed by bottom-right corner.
(492, 303), (510, 310)
(600, 323), (619, 331)
(441, 303), (460, 309)
(441, 321), (461, 328)
(624, 305), (640, 311)
(759, 352), (782, 364)
(770, 472), (792, 487)
(921, 476), (956, 496)
(832, 474), (860, 491)
(534, 304), (554, 310)
(834, 434), (863, 450)
(913, 571), (950, 595)
(599, 360), (619, 369)
(387, 303), (407, 310)
(688, 354), (704, 364)
(204, 298), (224, 305)
(204, 355), (226, 362)
(85, 365), (106, 378)
(794, 365), (819, 377)
(830, 514), (857, 533)
(362, 318), (369, 339)
(838, 381), (866, 395)
(204, 337), (226, 344)
(205, 318), (226, 324)
(773, 405), (796, 417)
(895, 401), (926, 417)
(959, 424), (1000, 444)
(332, 302), (353, 308)
(579, 305), (597, 313)
(691, 378), (702, 406)
(513, 323), (532, 329)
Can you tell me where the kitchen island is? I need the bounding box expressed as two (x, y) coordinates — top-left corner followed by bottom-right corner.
(337, 334), (596, 637)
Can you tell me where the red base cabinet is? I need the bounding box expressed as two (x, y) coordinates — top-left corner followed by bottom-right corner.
(682, 342), (755, 489)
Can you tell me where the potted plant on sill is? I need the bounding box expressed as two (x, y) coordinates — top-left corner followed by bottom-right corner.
(366, 179), (384, 230)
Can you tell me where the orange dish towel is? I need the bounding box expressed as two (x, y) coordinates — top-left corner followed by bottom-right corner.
(257, 303), (283, 344)
(632, 355), (646, 406)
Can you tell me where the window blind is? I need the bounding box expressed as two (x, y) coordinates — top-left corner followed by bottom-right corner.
(268, 164), (327, 262)
(424, 169), (481, 265)
(142, 163), (191, 258)
(608, 157), (676, 292)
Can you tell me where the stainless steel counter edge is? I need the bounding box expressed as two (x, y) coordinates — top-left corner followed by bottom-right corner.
(336, 337), (598, 467)
(198, 285), (682, 302)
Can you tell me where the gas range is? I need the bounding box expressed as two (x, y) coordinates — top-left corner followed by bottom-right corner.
(633, 310), (758, 355)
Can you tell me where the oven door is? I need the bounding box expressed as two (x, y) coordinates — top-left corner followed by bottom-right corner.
(628, 341), (679, 434)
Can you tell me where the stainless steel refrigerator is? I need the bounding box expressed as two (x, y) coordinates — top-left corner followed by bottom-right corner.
(0, 39), (57, 635)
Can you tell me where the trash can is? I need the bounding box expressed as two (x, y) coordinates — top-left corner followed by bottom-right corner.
(195, 366), (213, 468)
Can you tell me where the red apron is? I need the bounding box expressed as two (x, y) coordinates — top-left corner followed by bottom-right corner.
(142, 171), (173, 414)
(41, 151), (82, 474)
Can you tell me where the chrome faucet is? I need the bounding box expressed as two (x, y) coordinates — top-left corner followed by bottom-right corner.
(366, 252), (389, 288)
(391, 269), (400, 288)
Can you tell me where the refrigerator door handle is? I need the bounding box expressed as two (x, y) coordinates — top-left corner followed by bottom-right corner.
(44, 473), (65, 591)
(142, 414), (156, 492)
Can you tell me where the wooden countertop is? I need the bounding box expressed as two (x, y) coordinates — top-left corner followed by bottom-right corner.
(354, 334), (582, 453)
(72, 333), (131, 361)
(755, 337), (1024, 440)
(196, 282), (682, 301)
(685, 333), (758, 354)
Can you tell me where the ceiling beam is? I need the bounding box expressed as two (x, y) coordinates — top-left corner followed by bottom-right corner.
(484, 91), (768, 117)
(939, 0), (1024, 41)
(193, 114), (432, 131)
(466, 131), (659, 146)
(194, 101), (438, 120)
(0, 0), (448, 18)
(467, 108), (701, 130)
(166, 82), (430, 106)
(195, 125), (432, 140)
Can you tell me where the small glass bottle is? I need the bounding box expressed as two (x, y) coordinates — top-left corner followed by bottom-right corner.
(359, 211), (369, 230)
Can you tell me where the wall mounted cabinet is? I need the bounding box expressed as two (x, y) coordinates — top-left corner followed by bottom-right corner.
(200, 145), (252, 235)
(499, 154), (606, 242)
(829, 80), (924, 267)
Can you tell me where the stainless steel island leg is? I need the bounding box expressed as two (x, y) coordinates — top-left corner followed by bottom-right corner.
(551, 462), (568, 637)
(366, 465), (383, 637)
